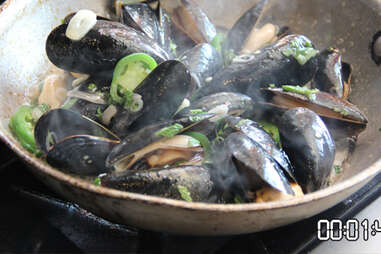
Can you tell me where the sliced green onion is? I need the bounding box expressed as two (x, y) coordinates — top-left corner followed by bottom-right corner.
(177, 185), (193, 202)
(183, 131), (211, 162)
(211, 33), (226, 55)
(93, 177), (101, 186)
(282, 85), (319, 100)
(155, 123), (184, 138)
(282, 37), (319, 65)
(258, 121), (281, 146)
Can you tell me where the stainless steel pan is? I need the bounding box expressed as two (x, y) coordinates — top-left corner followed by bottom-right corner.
(0, 0), (380, 235)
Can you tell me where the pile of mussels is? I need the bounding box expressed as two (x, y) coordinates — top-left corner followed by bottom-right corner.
(15, 0), (369, 203)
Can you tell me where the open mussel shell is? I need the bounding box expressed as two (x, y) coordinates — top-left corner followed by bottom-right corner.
(35, 109), (119, 154)
(278, 108), (336, 193)
(179, 43), (223, 90)
(128, 60), (192, 130)
(160, 0), (216, 44)
(223, 116), (296, 182)
(263, 87), (368, 128)
(223, 0), (268, 54)
(176, 92), (254, 138)
(177, 92), (254, 119)
(46, 20), (169, 77)
(100, 165), (214, 202)
(194, 34), (319, 100)
(114, 134), (203, 172)
(225, 132), (294, 195)
(106, 113), (214, 170)
(47, 135), (119, 176)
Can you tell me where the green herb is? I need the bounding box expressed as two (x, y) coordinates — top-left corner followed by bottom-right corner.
(188, 136), (201, 147)
(169, 40), (178, 57)
(334, 165), (342, 174)
(93, 177), (101, 186)
(155, 123), (184, 138)
(96, 107), (103, 120)
(122, 89), (134, 109)
(60, 19), (65, 24)
(184, 131), (212, 162)
(268, 83), (276, 88)
(61, 98), (78, 109)
(234, 195), (244, 204)
(189, 115), (205, 122)
(38, 104), (50, 113)
(177, 185), (193, 202)
(236, 119), (251, 127)
(211, 33), (226, 54)
(282, 85), (319, 100)
(190, 109), (204, 115)
(258, 121), (281, 146)
(223, 49), (236, 66)
(282, 37), (319, 65)
(333, 107), (349, 116)
(47, 131), (55, 147)
(173, 160), (187, 166)
(88, 83), (97, 92)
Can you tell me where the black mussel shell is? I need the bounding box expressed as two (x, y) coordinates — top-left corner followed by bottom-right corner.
(160, 0), (216, 44)
(223, 116), (296, 182)
(100, 165), (214, 202)
(47, 135), (119, 176)
(278, 108), (336, 193)
(120, 3), (161, 43)
(225, 132), (294, 195)
(370, 30), (381, 65)
(129, 60), (192, 130)
(312, 48), (346, 98)
(46, 20), (169, 78)
(35, 109), (119, 154)
(223, 0), (268, 54)
(194, 34), (319, 101)
(179, 43), (223, 90)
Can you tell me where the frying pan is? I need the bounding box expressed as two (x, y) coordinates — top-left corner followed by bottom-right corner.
(0, 0), (380, 235)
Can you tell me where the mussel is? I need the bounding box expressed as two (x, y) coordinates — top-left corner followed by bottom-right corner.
(100, 165), (214, 202)
(160, 0), (216, 44)
(46, 19), (169, 77)
(222, 116), (295, 182)
(179, 43), (223, 90)
(128, 60), (192, 130)
(262, 86), (368, 138)
(34, 109), (119, 153)
(120, 3), (161, 42)
(194, 34), (319, 101)
(278, 108), (336, 193)
(224, 132), (294, 195)
(106, 113), (213, 171)
(34, 109), (120, 175)
(223, 0), (268, 54)
(311, 48), (350, 99)
(47, 135), (119, 176)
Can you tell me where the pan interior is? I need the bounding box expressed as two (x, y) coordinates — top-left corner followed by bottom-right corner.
(0, 0), (380, 198)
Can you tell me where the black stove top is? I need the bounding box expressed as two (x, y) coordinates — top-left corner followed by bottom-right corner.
(0, 142), (380, 254)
